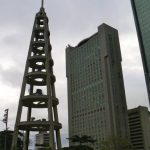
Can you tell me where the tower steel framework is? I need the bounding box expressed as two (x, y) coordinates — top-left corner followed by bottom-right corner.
(11, 1), (62, 150)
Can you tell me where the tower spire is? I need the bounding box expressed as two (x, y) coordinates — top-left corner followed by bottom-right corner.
(41, 0), (44, 8)
(11, 2), (62, 150)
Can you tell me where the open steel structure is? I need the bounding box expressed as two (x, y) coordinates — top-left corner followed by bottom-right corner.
(11, 1), (62, 150)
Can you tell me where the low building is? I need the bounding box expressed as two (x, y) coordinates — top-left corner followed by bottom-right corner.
(128, 106), (150, 150)
(0, 130), (23, 150)
(35, 132), (50, 150)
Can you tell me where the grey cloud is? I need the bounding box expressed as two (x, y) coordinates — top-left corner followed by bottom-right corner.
(61, 133), (69, 147)
(0, 65), (22, 88)
(1, 0), (134, 40)
(0, 0), (149, 147)
(124, 70), (149, 109)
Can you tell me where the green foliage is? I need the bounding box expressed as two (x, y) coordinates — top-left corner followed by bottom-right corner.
(67, 135), (96, 146)
(101, 136), (134, 150)
(65, 135), (95, 150)
(62, 145), (93, 150)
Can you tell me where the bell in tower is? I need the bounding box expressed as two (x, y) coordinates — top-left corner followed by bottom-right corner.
(11, 1), (62, 150)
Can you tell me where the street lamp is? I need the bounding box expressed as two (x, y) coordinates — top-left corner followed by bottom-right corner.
(3, 109), (9, 150)
(3, 109), (8, 130)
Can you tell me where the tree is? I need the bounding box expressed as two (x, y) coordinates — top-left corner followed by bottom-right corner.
(81, 135), (96, 145)
(62, 145), (93, 150)
(67, 135), (96, 146)
(101, 136), (134, 150)
(66, 135), (96, 150)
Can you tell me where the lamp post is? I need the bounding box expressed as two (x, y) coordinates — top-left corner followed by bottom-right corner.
(3, 109), (9, 150)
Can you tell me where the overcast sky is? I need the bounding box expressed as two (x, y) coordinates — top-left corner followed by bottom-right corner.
(0, 0), (149, 147)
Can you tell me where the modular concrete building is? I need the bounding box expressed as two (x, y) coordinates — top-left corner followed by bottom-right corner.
(131, 0), (150, 103)
(66, 24), (129, 149)
(128, 106), (150, 150)
(35, 132), (49, 150)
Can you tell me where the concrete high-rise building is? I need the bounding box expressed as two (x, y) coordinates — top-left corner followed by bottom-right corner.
(66, 23), (129, 150)
(128, 106), (150, 150)
(131, 0), (150, 102)
(0, 130), (23, 150)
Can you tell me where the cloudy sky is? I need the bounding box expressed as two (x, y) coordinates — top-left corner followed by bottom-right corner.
(0, 0), (149, 147)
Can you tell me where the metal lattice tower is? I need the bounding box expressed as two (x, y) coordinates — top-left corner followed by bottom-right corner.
(11, 1), (62, 150)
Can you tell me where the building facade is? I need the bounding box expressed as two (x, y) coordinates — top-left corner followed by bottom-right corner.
(128, 106), (150, 150)
(131, 0), (150, 102)
(66, 24), (129, 149)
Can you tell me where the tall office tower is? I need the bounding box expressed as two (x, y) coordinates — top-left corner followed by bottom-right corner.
(11, 1), (62, 150)
(128, 106), (150, 150)
(66, 23), (129, 150)
(131, 0), (150, 103)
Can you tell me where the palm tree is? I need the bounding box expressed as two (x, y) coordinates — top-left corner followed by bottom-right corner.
(67, 135), (82, 145)
(67, 135), (96, 146)
(81, 135), (96, 145)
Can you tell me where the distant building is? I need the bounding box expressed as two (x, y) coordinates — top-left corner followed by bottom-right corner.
(35, 132), (49, 150)
(128, 106), (150, 150)
(66, 23), (129, 149)
(0, 130), (23, 150)
(131, 0), (150, 103)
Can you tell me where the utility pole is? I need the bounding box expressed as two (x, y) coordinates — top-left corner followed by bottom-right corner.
(3, 109), (9, 150)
